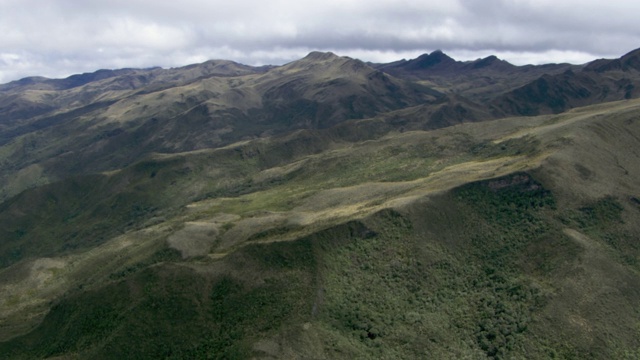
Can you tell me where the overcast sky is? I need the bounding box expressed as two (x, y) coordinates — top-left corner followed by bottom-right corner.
(1, 0), (639, 83)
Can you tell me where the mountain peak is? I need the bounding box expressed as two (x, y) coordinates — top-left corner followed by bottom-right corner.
(303, 51), (339, 61)
(425, 49), (454, 61)
(279, 51), (353, 73)
(469, 55), (515, 70)
(406, 50), (456, 70)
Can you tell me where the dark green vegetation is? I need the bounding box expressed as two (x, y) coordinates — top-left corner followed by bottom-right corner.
(1, 244), (316, 359)
(2, 50), (640, 359)
(3, 173), (639, 359)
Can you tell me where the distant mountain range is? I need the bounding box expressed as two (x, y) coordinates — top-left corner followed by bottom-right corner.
(1, 48), (640, 359)
(1, 48), (638, 199)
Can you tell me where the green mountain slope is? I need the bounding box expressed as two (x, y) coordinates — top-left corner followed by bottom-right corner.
(2, 50), (640, 359)
(1, 94), (640, 358)
(0, 52), (444, 202)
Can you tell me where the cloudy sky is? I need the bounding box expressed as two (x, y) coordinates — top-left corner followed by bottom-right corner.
(1, 0), (639, 83)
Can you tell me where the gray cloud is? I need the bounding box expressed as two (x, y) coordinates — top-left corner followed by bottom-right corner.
(1, 0), (639, 83)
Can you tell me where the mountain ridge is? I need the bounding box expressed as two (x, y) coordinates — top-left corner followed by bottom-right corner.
(2, 48), (640, 201)
(491, 50), (640, 115)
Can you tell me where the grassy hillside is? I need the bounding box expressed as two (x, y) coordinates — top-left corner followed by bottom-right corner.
(1, 97), (640, 358)
(3, 49), (639, 206)
(2, 175), (639, 359)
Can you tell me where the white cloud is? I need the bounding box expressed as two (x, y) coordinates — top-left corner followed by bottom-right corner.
(0, 0), (638, 83)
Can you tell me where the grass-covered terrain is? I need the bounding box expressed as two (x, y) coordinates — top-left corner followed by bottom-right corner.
(1, 55), (640, 358)
(2, 169), (639, 359)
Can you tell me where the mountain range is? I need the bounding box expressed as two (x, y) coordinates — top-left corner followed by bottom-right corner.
(1, 48), (640, 359)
